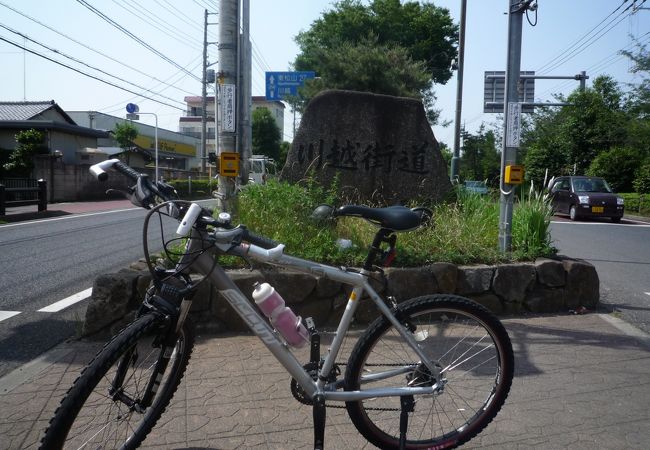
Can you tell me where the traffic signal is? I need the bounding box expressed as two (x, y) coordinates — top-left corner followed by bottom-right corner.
(208, 152), (217, 164)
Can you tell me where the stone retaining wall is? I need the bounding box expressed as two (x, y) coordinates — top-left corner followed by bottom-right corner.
(82, 257), (599, 337)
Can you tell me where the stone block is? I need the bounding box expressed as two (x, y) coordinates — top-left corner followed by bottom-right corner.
(280, 89), (452, 205)
(261, 270), (316, 304)
(467, 294), (503, 314)
(385, 267), (438, 301)
(562, 259), (599, 308)
(457, 265), (494, 295)
(493, 264), (536, 303)
(82, 271), (139, 336)
(430, 263), (458, 293)
(525, 286), (566, 313)
(535, 258), (566, 287)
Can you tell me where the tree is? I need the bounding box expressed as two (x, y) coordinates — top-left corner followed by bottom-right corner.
(3, 129), (47, 177)
(633, 161), (650, 194)
(522, 75), (629, 179)
(252, 108), (281, 161)
(113, 122), (138, 150)
(587, 147), (642, 192)
(459, 126), (500, 185)
(293, 0), (457, 123)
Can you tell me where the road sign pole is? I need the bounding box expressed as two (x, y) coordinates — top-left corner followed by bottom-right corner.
(499, 0), (526, 253)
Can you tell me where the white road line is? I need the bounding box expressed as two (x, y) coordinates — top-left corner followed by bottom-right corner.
(0, 208), (139, 228)
(550, 220), (650, 227)
(37, 288), (93, 313)
(645, 292), (650, 297)
(0, 311), (21, 322)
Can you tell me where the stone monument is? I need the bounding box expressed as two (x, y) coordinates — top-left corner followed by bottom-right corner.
(281, 89), (452, 205)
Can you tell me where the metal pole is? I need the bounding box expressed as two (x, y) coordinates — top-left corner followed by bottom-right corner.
(201, 9), (209, 174)
(217, 0), (238, 212)
(450, 0), (467, 183)
(154, 114), (158, 181)
(240, 0), (251, 184)
(498, 0), (525, 252)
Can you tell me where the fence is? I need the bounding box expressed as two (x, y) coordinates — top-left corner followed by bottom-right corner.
(0, 178), (47, 215)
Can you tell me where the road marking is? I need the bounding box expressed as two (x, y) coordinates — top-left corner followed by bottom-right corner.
(0, 208), (140, 228)
(0, 199), (217, 229)
(37, 288), (93, 313)
(550, 220), (650, 227)
(0, 311), (21, 322)
(645, 292), (650, 297)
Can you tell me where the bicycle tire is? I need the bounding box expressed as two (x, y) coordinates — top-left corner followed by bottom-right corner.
(40, 312), (194, 450)
(345, 294), (514, 449)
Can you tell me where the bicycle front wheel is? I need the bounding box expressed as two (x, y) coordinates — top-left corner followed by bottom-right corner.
(345, 294), (514, 449)
(40, 312), (194, 450)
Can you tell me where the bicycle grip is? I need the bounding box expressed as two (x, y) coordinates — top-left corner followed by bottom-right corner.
(112, 160), (142, 182)
(242, 229), (279, 249)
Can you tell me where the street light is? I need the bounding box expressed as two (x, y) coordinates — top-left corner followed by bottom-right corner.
(126, 103), (159, 181)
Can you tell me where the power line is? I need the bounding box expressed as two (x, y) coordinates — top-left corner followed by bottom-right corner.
(110, 0), (202, 51)
(75, 0), (202, 83)
(0, 0), (197, 96)
(0, 22), (187, 108)
(538, 1), (640, 75)
(0, 35), (185, 111)
(536, 0), (629, 73)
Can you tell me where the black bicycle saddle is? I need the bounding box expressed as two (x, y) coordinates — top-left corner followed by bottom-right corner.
(334, 205), (423, 231)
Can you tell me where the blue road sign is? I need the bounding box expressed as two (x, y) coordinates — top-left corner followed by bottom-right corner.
(265, 71), (315, 101)
(126, 103), (139, 114)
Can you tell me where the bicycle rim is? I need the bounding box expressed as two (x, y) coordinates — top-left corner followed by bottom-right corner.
(345, 295), (514, 449)
(41, 313), (193, 449)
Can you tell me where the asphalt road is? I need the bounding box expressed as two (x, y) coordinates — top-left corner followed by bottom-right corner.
(0, 201), (215, 377)
(550, 215), (650, 334)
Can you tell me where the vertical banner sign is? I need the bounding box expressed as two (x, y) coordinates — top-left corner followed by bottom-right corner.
(221, 84), (236, 132)
(506, 102), (521, 147)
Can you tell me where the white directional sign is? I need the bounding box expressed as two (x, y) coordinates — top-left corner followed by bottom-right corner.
(221, 84), (236, 132)
(506, 102), (522, 148)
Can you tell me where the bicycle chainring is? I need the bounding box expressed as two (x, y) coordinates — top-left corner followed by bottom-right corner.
(290, 362), (341, 406)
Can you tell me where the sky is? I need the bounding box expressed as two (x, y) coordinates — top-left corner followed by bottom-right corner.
(1, 0), (648, 148)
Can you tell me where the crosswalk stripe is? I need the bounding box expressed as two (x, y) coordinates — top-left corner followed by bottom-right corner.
(37, 288), (93, 313)
(0, 311), (21, 322)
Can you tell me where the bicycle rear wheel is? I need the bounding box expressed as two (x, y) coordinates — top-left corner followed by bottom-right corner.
(345, 294), (514, 449)
(40, 312), (194, 450)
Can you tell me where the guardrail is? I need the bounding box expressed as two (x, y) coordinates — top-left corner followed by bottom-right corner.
(0, 178), (47, 216)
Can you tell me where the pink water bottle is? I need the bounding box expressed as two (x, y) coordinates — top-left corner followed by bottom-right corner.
(252, 283), (309, 348)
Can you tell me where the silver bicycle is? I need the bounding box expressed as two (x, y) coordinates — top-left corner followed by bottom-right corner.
(41, 159), (514, 450)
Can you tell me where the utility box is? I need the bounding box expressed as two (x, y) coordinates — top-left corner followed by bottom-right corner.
(505, 165), (525, 184)
(219, 152), (239, 177)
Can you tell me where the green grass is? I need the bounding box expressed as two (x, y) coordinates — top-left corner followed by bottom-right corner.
(618, 193), (650, 217)
(227, 179), (556, 267)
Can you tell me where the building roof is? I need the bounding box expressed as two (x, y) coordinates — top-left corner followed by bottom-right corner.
(0, 100), (76, 124)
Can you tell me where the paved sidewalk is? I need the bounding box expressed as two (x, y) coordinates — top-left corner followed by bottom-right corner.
(1, 312), (649, 449)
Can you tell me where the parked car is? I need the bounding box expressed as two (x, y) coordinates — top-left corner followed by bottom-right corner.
(548, 175), (624, 222)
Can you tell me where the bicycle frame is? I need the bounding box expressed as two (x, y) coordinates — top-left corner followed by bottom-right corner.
(176, 227), (443, 403)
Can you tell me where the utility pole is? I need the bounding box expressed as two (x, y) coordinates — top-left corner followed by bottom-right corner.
(201, 9), (209, 173)
(217, 0), (238, 212)
(239, 0), (251, 184)
(498, 0), (533, 252)
(450, 0), (467, 183)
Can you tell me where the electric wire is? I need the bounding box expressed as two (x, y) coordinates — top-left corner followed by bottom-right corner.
(111, 0), (202, 51)
(535, 0), (628, 73)
(0, 22), (189, 109)
(537, 1), (640, 75)
(0, 0), (197, 97)
(75, 0), (202, 83)
(0, 35), (185, 111)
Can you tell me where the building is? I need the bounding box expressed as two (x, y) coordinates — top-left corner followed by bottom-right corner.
(69, 111), (201, 171)
(0, 101), (110, 166)
(179, 95), (285, 156)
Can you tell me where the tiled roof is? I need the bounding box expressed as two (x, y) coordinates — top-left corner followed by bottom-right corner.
(0, 101), (57, 121)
